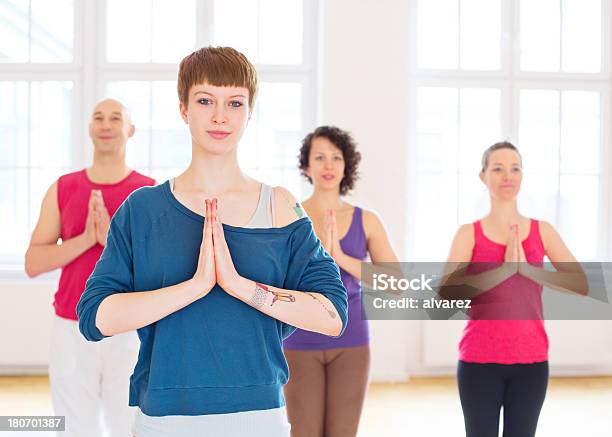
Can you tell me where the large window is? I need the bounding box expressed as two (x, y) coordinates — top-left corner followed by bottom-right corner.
(0, 0), (317, 270)
(408, 0), (608, 261)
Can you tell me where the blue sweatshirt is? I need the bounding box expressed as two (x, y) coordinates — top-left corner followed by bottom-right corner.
(76, 181), (348, 416)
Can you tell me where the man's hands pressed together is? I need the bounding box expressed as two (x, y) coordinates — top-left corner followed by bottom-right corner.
(84, 189), (111, 247)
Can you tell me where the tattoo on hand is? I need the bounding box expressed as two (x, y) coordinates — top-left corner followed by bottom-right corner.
(249, 282), (296, 309)
(306, 292), (337, 319)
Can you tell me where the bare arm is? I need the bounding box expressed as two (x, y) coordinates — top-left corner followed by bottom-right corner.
(25, 182), (97, 277)
(226, 278), (343, 337)
(100, 275), (344, 339)
(519, 221), (588, 295)
(95, 279), (206, 336)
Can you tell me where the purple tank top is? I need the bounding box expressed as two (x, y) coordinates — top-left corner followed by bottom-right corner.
(283, 207), (370, 350)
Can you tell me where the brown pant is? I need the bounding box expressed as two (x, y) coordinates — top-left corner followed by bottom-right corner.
(283, 345), (371, 437)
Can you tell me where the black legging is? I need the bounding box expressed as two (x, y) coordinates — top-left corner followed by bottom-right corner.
(457, 360), (549, 437)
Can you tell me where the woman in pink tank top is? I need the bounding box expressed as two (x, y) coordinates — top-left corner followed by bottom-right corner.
(442, 142), (587, 437)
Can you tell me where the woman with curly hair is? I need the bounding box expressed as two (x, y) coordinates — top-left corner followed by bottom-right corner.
(283, 126), (399, 436)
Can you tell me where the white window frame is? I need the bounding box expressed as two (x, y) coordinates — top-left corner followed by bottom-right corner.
(1, 0), (319, 279)
(405, 0), (612, 261)
(93, 0), (318, 179)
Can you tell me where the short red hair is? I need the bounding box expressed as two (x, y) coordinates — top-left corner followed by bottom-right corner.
(177, 46), (258, 110)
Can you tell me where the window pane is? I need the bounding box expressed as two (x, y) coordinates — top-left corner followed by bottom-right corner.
(457, 173), (489, 225)
(0, 169), (28, 257)
(239, 82), (302, 173)
(460, 0), (501, 70)
(0, 0), (29, 62)
(414, 87), (460, 259)
(150, 167), (181, 184)
(106, 0), (195, 63)
(458, 88), (501, 173)
(30, 0), (73, 62)
(107, 81), (190, 171)
(562, 0), (601, 73)
(417, 0), (459, 69)
(213, 0), (258, 63)
(239, 113), (259, 171)
(561, 91), (600, 174)
(1, 81), (71, 259)
(560, 175), (599, 259)
(413, 173), (458, 261)
(106, 0), (150, 62)
(106, 81), (152, 168)
(151, 0), (195, 62)
(29, 81), (73, 167)
(519, 172), (559, 223)
(519, 90), (560, 173)
(249, 168), (302, 197)
(0, 81), (29, 167)
(416, 87), (459, 173)
(0, 0), (73, 63)
(415, 87), (501, 255)
(259, 0), (303, 64)
(520, 0), (560, 71)
(30, 167), (64, 230)
(213, 0), (303, 65)
(151, 82), (191, 168)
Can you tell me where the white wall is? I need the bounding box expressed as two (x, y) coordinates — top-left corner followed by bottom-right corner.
(318, 0), (415, 381)
(0, 280), (55, 373)
(318, 0), (427, 381)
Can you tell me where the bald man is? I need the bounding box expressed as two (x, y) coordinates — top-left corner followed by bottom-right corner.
(25, 99), (155, 437)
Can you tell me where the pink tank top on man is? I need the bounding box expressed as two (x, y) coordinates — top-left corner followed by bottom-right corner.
(54, 169), (155, 320)
(459, 219), (549, 364)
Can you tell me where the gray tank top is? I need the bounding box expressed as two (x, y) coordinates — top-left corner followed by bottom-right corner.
(246, 183), (276, 228)
(170, 179), (275, 228)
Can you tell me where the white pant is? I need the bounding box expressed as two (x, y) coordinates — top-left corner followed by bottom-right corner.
(49, 315), (139, 437)
(133, 407), (291, 437)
